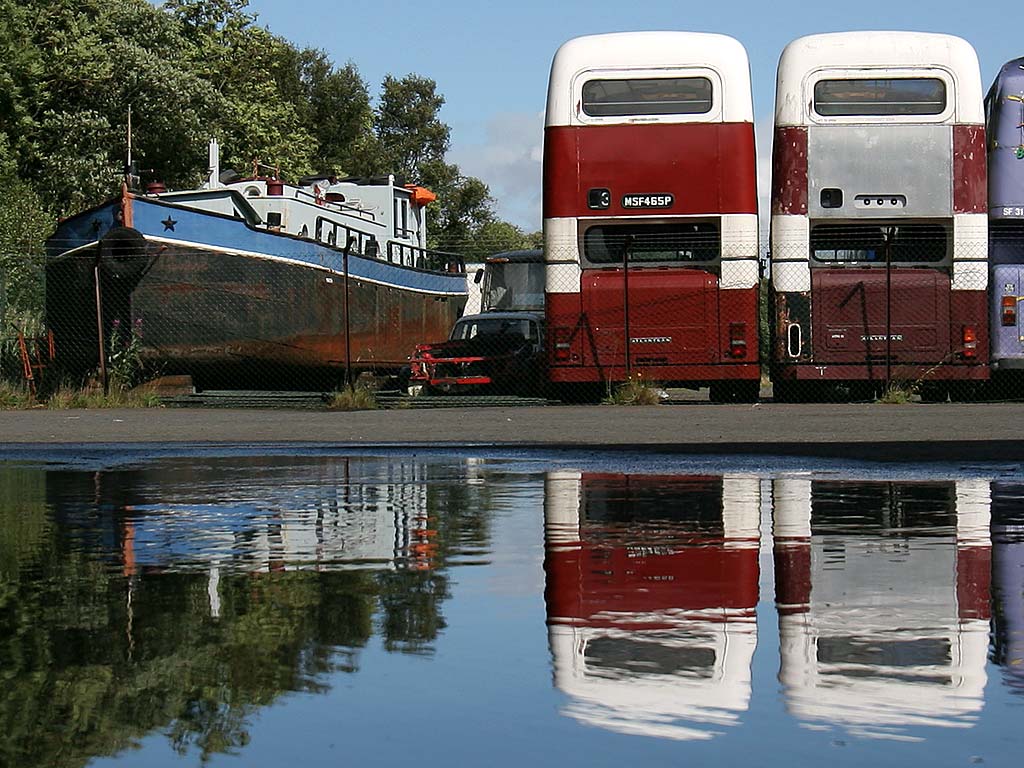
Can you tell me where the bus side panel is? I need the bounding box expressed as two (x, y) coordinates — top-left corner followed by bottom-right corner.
(544, 124), (757, 218)
(772, 290), (812, 373)
(771, 127), (808, 216)
(954, 125), (987, 215)
(718, 287), (761, 369)
(950, 289), (990, 368)
(992, 265), (1024, 367)
(546, 290), (586, 376)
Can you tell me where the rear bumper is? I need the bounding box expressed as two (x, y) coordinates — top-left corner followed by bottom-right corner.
(993, 358), (1024, 371)
(548, 362), (762, 384)
(774, 363), (990, 381)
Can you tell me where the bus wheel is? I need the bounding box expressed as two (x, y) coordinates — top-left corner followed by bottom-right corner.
(771, 380), (800, 403)
(554, 382), (605, 404)
(710, 381), (760, 403)
(918, 383), (948, 403)
(947, 382), (977, 402)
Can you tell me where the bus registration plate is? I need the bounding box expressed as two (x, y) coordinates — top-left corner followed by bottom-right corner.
(622, 193), (674, 209)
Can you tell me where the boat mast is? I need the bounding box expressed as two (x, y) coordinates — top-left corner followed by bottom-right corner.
(124, 105), (138, 191)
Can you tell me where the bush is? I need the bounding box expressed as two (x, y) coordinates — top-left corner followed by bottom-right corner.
(327, 385), (377, 411)
(604, 376), (663, 406)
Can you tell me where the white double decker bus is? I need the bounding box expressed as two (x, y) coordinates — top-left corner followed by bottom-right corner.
(770, 32), (988, 401)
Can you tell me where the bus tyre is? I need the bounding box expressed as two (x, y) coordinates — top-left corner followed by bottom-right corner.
(710, 381), (760, 403)
(771, 380), (800, 403)
(918, 383), (948, 403)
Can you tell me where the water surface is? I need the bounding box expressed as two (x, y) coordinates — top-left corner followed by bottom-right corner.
(1, 452), (1022, 767)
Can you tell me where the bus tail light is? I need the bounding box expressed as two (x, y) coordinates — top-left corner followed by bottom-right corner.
(553, 329), (572, 361)
(728, 323), (748, 358)
(962, 326), (978, 358)
(1002, 296), (1018, 327)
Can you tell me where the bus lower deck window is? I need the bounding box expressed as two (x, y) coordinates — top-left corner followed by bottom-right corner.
(583, 223), (720, 265)
(810, 224), (948, 263)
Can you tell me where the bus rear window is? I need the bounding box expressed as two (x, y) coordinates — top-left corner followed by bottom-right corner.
(583, 223), (720, 264)
(813, 78), (947, 116)
(581, 77), (713, 117)
(989, 220), (1024, 265)
(810, 224), (948, 263)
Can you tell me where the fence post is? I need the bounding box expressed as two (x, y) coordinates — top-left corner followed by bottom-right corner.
(623, 236), (633, 380)
(343, 236), (357, 391)
(884, 227), (893, 389)
(94, 256), (108, 396)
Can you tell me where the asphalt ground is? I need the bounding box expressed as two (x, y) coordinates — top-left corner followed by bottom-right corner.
(1, 402), (1022, 462)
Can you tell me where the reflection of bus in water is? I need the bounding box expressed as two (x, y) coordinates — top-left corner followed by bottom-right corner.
(772, 478), (991, 735)
(991, 482), (1024, 696)
(544, 33), (760, 402)
(985, 60), (1024, 382)
(770, 33), (989, 401)
(543, 472), (760, 740)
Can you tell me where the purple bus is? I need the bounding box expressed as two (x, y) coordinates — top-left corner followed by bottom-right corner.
(987, 59), (1024, 383)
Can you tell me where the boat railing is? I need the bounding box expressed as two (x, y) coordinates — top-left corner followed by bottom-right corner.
(314, 216), (381, 259)
(386, 241), (465, 273)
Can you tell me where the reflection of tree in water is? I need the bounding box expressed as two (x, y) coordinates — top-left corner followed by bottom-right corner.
(376, 461), (496, 654)
(0, 459), (498, 767)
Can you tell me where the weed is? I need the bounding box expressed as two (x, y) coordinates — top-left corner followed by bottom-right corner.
(107, 318), (146, 390)
(604, 375), (662, 406)
(877, 382), (915, 404)
(328, 386), (378, 411)
(0, 380), (34, 409)
(44, 383), (161, 409)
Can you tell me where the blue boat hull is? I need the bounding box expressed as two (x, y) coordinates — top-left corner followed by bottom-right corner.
(45, 197), (466, 388)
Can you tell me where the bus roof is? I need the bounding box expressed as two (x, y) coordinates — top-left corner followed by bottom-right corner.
(775, 31), (983, 126)
(546, 31), (753, 127)
(987, 57), (1024, 104)
(485, 249), (544, 264)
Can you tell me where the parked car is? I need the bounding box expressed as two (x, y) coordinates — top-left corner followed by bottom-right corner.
(408, 311), (545, 395)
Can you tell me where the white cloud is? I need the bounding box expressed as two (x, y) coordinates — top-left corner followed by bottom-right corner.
(449, 111), (544, 232)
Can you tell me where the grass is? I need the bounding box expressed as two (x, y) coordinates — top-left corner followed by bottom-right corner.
(44, 383), (162, 409)
(876, 382), (915, 404)
(0, 380), (36, 410)
(327, 385), (378, 411)
(603, 376), (663, 406)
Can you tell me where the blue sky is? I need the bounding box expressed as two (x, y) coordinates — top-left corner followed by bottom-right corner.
(238, 0), (1022, 230)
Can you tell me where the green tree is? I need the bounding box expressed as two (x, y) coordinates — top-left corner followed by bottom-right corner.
(294, 50), (378, 177)
(165, 0), (317, 179)
(375, 74), (450, 180)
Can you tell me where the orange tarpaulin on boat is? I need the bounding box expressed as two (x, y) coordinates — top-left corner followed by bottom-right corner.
(405, 185), (437, 206)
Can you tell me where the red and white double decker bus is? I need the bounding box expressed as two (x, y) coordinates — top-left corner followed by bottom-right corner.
(543, 32), (760, 402)
(770, 32), (989, 401)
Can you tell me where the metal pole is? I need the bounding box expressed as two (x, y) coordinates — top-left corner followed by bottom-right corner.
(623, 236), (632, 379)
(94, 258), (108, 396)
(343, 236), (356, 390)
(885, 227), (893, 388)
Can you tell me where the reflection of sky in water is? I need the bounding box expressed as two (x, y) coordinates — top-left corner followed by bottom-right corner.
(1, 452), (1023, 767)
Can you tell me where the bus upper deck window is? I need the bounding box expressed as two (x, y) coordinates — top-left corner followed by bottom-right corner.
(581, 77), (713, 117)
(813, 78), (947, 117)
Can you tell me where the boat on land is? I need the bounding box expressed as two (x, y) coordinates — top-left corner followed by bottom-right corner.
(45, 140), (467, 389)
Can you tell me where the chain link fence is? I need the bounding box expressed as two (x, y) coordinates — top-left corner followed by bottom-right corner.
(2, 231), (1023, 404)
